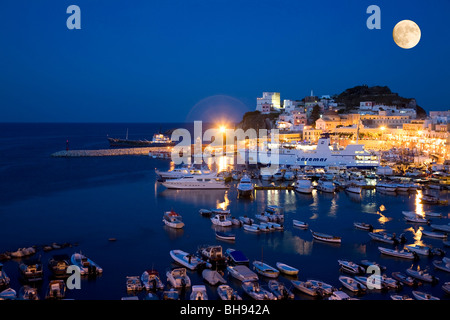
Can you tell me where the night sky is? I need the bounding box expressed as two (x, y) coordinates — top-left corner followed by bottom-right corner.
(0, 0), (449, 123)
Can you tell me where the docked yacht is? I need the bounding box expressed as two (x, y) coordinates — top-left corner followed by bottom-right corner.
(162, 173), (228, 189)
(237, 175), (254, 197)
(295, 177), (313, 194)
(316, 179), (335, 193)
(243, 137), (379, 168)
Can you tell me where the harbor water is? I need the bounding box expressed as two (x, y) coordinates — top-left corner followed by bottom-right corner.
(0, 123), (448, 300)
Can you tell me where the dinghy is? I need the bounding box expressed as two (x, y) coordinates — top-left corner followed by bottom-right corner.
(404, 245), (430, 256)
(217, 284), (242, 300)
(430, 224), (450, 233)
(243, 224), (260, 233)
(432, 260), (450, 273)
(338, 260), (364, 275)
(421, 230), (447, 239)
(276, 262), (299, 276)
(391, 272), (420, 287)
(404, 216), (429, 224)
(307, 279), (336, 296)
(353, 222), (373, 231)
(215, 231), (235, 242)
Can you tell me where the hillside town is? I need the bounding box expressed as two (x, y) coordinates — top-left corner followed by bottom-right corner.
(252, 88), (449, 167)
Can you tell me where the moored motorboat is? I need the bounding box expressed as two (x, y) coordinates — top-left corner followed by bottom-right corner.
(432, 260), (450, 273)
(215, 231), (236, 242)
(291, 280), (319, 296)
(227, 265), (258, 282)
(166, 268), (191, 288)
(211, 214), (232, 227)
(338, 260), (364, 275)
(48, 254), (70, 278)
(126, 276), (143, 292)
(268, 280), (294, 300)
(390, 294), (413, 300)
(169, 249), (205, 270)
(0, 263), (10, 288)
(295, 178), (313, 194)
(307, 279), (336, 296)
(190, 285), (208, 300)
(430, 224), (450, 233)
(339, 276), (366, 293)
(243, 224), (260, 233)
(369, 232), (404, 245)
(412, 291), (439, 300)
(202, 269), (226, 286)
(353, 222), (373, 231)
(70, 252), (103, 276)
(19, 259), (43, 282)
(421, 230), (447, 239)
(141, 270), (164, 291)
(162, 210), (185, 229)
(404, 244), (430, 256)
(217, 284), (242, 300)
(378, 247), (417, 260)
(391, 272), (420, 287)
(0, 288), (16, 300)
(237, 175), (254, 197)
(198, 245), (226, 268)
(405, 268), (439, 284)
(45, 280), (66, 300)
(225, 249), (249, 266)
(18, 285), (39, 300)
(242, 281), (276, 300)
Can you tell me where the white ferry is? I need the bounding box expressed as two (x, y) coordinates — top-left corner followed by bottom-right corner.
(243, 138), (379, 169)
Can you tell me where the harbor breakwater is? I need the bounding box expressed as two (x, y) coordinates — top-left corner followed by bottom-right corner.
(51, 147), (171, 157)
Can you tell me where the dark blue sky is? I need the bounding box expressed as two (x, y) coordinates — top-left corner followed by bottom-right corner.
(0, 0), (449, 122)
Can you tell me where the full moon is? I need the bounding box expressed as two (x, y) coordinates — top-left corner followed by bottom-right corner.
(393, 20), (421, 49)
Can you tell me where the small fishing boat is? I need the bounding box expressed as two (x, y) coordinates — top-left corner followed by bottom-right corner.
(19, 259), (43, 282)
(353, 222), (373, 231)
(243, 224), (260, 233)
(339, 276), (366, 293)
(202, 269), (226, 286)
(405, 268), (439, 283)
(265, 221), (283, 231)
(225, 249), (249, 266)
(404, 245), (430, 256)
(258, 222), (275, 232)
(0, 288), (16, 300)
(48, 254), (70, 277)
(189, 285), (208, 300)
(242, 281), (276, 300)
(311, 230), (341, 243)
(211, 214), (232, 227)
(141, 270), (164, 291)
(276, 262), (299, 276)
(71, 252), (103, 276)
(293, 220), (308, 229)
(169, 249), (205, 270)
(255, 212), (271, 222)
(253, 261), (280, 278)
(421, 230), (447, 239)
(391, 272), (420, 287)
(217, 284), (242, 300)
(338, 260), (364, 275)
(227, 265), (258, 282)
(268, 280), (294, 300)
(166, 268), (191, 288)
(378, 247), (416, 260)
(215, 231), (236, 242)
(369, 232), (405, 244)
(291, 280), (319, 296)
(126, 276), (143, 292)
(18, 286), (39, 300)
(432, 260), (450, 273)
(412, 291), (439, 300)
(402, 211), (442, 218)
(162, 210), (185, 229)
(45, 280), (66, 300)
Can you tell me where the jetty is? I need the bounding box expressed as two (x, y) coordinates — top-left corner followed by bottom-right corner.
(51, 147), (171, 158)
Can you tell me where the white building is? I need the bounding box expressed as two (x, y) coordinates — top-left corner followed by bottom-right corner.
(256, 92), (281, 113)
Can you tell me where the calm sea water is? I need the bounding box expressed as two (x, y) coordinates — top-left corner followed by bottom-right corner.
(0, 123), (448, 300)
